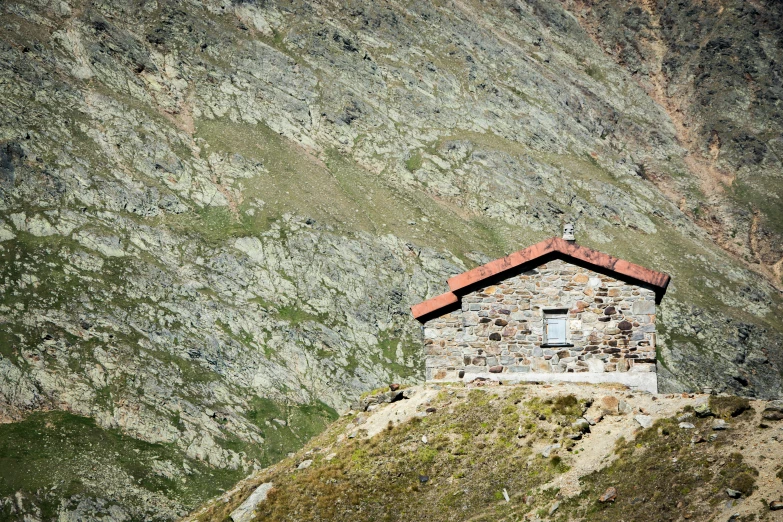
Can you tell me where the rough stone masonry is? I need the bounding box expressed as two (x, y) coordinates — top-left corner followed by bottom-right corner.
(412, 237), (670, 393)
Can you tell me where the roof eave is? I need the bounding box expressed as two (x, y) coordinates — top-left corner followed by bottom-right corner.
(410, 291), (458, 322)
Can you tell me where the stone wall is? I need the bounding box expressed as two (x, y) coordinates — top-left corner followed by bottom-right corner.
(422, 259), (658, 388)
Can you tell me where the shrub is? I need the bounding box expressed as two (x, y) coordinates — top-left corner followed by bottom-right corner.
(730, 472), (756, 496)
(405, 152), (422, 172)
(708, 396), (751, 418)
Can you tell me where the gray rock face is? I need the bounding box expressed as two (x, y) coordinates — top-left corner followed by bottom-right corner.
(0, 0), (781, 518)
(230, 483), (274, 522)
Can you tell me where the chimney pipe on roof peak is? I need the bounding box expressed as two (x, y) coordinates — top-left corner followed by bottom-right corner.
(563, 223), (575, 242)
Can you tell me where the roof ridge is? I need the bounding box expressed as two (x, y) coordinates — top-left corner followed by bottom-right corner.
(411, 237), (670, 321)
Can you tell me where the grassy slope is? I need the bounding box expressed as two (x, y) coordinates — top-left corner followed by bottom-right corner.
(0, 411), (241, 519)
(192, 386), (769, 522)
(0, 405), (336, 519)
(192, 118), (524, 262)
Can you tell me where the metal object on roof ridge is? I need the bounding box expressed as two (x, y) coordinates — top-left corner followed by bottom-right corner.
(563, 223), (575, 242)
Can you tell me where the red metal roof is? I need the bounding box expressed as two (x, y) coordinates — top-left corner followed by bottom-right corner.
(411, 237), (670, 322)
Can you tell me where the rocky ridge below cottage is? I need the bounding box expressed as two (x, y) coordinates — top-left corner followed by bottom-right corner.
(190, 381), (783, 522)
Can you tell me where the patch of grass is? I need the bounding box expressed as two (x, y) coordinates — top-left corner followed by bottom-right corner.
(0, 411), (245, 518)
(585, 64), (606, 82)
(0, 325), (25, 359)
(417, 446), (438, 464)
(549, 455), (570, 473)
(152, 348), (220, 384)
(405, 151), (423, 172)
(372, 331), (420, 380)
(553, 394), (582, 417)
(725, 468), (756, 496)
(245, 397), (338, 467)
(527, 394), (584, 422)
(276, 305), (328, 326)
(708, 395), (752, 418)
(731, 177), (783, 239)
(0, 232), (89, 311)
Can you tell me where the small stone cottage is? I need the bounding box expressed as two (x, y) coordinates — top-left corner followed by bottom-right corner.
(410, 231), (670, 393)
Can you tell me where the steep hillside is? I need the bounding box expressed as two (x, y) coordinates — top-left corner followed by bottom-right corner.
(561, 0), (783, 281)
(189, 382), (783, 522)
(0, 0), (782, 518)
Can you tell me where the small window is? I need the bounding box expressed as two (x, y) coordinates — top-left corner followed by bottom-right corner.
(544, 310), (569, 346)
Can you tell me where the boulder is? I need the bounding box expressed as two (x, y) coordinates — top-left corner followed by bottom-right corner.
(694, 403), (713, 418)
(762, 410), (783, 420)
(762, 401), (783, 420)
(572, 418), (591, 433)
(599, 487), (617, 503)
(230, 483), (274, 522)
(599, 396), (620, 415)
(712, 419), (729, 430)
(726, 488), (742, 499)
(541, 443), (561, 458)
(634, 415), (653, 429)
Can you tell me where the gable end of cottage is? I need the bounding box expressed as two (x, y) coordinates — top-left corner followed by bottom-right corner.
(421, 258), (660, 393)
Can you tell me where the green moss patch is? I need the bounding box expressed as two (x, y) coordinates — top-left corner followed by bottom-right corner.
(405, 151), (423, 172)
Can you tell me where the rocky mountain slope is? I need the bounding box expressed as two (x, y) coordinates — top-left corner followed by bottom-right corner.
(190, 382), (783, 522)
(562, 0), (783, 282)
(0, 0), (782, 519)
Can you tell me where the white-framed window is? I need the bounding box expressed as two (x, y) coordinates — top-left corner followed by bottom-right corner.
(544, 309), (569, 346)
